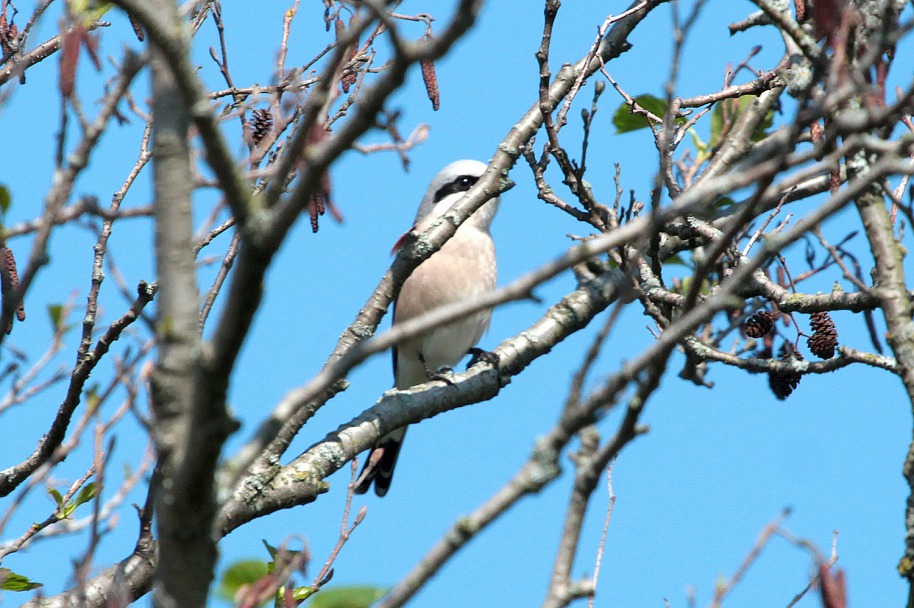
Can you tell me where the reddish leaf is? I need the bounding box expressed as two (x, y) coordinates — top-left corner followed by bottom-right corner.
(811, 0), (847, 45)
(867, 58), (887, 109)
(819, 564), (847, 608)
(238, 573), (278, 608)
(83, 32), (102, 72)
(59, 25), (85, 98)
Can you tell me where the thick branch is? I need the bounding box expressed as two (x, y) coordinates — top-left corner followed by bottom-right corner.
(146, 5), (227, 606)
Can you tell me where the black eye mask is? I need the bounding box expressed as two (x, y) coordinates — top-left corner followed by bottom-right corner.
(433, 175), (479, 203)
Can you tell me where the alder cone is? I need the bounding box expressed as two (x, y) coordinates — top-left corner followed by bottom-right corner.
(768, 343), (802, 400)
(250, 109), (273, 146)
(808, 311), (838, 359)
(745, 310), (774, 338)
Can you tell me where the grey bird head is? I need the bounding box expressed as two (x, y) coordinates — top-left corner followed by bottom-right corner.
(413, 159), (499, 232)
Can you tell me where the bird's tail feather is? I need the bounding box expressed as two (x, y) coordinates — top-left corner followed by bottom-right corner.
(354, 428), (407, 497)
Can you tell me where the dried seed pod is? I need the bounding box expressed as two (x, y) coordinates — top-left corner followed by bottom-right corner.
(768, 343), (802, 400)
(808, 311), (838, 359)
(420, 58), (440, 111)
(340, 66), (357, 93)
(338, 17), (359, 93)
(129, 13), (145, 41)
(308, 172), (331, 233)
(304, 124), (343, 232)
(0, 246), (24, 334)
(744, 310), (774, 338)
(250, 109), (273, 146)
(308, 194), (324, 233)
(340, 55), (358, 92)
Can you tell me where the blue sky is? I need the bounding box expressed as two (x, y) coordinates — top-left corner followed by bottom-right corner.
(0, 1), (912, 606)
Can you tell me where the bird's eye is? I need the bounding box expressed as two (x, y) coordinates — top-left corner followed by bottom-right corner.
(433, 174), (479, 202)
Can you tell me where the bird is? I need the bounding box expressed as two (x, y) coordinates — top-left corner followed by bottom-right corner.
(355, 159), (500, 497)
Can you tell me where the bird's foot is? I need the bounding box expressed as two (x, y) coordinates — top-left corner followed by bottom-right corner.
(419, 353), (456, 385)
(467, 348), (503, 386)
(427, 366), (455, 385)
(467, 347), (500, 370)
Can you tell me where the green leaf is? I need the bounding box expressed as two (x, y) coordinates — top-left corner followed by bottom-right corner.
(673, 277), (713, 296)
(309, 586), (389, 608)
(0, 568), (42, 591)
(69, 0), (113, 26)
(688, 128), (708, 156)
(710, 96), (774, 147)
(612, 94), (668, 133)
(48, 487), (64, 509)
(0, 184), (10, 215)
(75, 482), (97, 507)
(217, 559), (270, 603)
(751, 106), (775, 142)
(85, 384), (101, 414)
(262, 539), (279, 560)
(47, 304), (64, 332)
(291, 586), (317, 601)
(262, 539), (303, 572)
(276, 585), (318, 605)
(710, 97), (739, 146)
(61, 484), (95, 519)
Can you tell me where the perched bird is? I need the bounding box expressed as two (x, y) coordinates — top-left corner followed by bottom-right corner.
(355, 159), (500, 497)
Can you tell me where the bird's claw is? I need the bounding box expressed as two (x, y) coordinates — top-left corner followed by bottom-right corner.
(467, 347), (500, 370)
(427, 366), (455, 385)
(419, 353), (456, 385)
